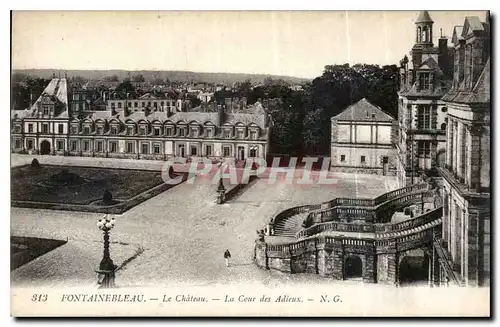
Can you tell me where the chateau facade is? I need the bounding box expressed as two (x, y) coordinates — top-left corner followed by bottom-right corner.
(330, 98), (398, 175)
(11, 78), (271, 161)
(396, 11), (454, 186)
(433, 15), (490, 287)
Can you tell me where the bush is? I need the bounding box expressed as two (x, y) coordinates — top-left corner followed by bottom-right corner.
(103, 190), (113, 204)
(31, 158), (40, 168)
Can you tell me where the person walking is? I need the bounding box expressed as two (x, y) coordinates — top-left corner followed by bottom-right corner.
(224, 249), (231, 267)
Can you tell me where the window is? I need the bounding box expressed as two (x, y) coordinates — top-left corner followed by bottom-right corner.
(57, 124), (64, 134)
(383, 156), (389, 164)
(127, 126), (134, 135)
(206, 129), (213, 138)
(223, 130), (231, 138)
(148, 101), (151, 107)
(154, 127), (160, 136)
(14, 125), (21, 133)
(141, 102), (145, 107)
(153, 144), (160, 154)
(441, 123), (447, 131)
(42, 123), (49, 134)
(142, 143), (149, 154)
(43, 106), (50, 116)
(96, 126), (104, 135)
(73, 94), (79, 101)
(126, 142), (134, 153)
(418, 72), (431, 90)
(96, 141), (103, 152)
(223, 146), (231, 157)
(110, 126), (118, 135)
(179, 128), (185, 137)
(191, 128), (198, 137)
(128, 102), (132, 108)
(178, 144), (186, 157)
(191, 146), (197, 156)
(205, 145), (212, 156)
(250, 130), (257, 140)
(83, 141), (90, 152)
(70, 141), (77, 151)
(166, 127), (173, 136)
(57, 140), (64, 151)
(111, 102), (116, 109)
(110, 142), (117, 153)
(340, 155), (346, 162)
(71, 126), (78, 134)
(154, 102), (158, 108)
(139, 127), (147, 135)
(250, 148), (257, 158)
(418, 141), (431, 158)
(134, 102), (138, 108)
(441, 107), (448, 113)
(15, 139), (21, 149)
(160, 101), (164, 107)
(361, 156), (366, 164)
(118, 102), (122, 109)
(28, 124), (33, 133)
(417, 105), (431, 129)
(27, 140), (33, 150)
(237, 130), (244, 139)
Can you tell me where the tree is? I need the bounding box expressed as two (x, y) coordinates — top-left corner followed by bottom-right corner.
(115, 80), (136, 99)
(132, 74), (145, 82)
(103, 75), (119, 82)
(302, 108), (328, 154)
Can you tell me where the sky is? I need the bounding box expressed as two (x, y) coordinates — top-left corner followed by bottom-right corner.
(12, 10), (487, 79)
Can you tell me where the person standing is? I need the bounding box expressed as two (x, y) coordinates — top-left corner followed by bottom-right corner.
(224, 249), (231, 267)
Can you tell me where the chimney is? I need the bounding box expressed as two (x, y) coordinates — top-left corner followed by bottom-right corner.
(218, 102), (225, 126)
(438, 36), (448, 55)
(224, 98), (232, 112)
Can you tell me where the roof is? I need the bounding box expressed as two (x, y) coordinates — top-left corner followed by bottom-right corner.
(27, 78), (69, 118)
(332, 98), (394, 122)
(452, 26), (464, 44)
(415, 11), (433, 24)
(463, 16), (485, 35)
(442, 57), (490, 104)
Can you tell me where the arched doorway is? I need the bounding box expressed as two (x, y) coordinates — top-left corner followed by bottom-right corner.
(40, 140), (51, 155)
(398, 249), (429, 286)
(344, 255), (363, 279)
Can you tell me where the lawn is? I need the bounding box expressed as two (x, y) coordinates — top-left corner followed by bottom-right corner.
(11, 164), (167, 205)
(11, 236), (68, 271)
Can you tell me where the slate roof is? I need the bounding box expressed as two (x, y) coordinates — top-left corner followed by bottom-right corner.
(415, 11), (433, 24)
(332, 98), (394, 122)
(442, 57), (490, 104)
(25, 78), (69, 118)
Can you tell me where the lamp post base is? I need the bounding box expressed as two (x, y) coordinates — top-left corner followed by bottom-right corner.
(96, 268), (116, 288)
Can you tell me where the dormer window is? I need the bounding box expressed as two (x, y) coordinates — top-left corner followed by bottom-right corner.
(96, 126), (104, 135)
(166, 127), (173, 136)
(191, 128), (198, 137)
(419, 72), (431, 90)
(110, 126), (118, 135)
(43, 106), (50, 116)
(179, 128), (185, 137)
(223, 130), (231, 138)
(118, 102), (122, 109)
(83, 126), (90, 134)
(139, 126), (147, 135)
(236, 129), (244, 139)
(250, 130), (258, 140)
(127, 126), (135, 135)
(206, 129), (213, 138)
(154, 127), (161, 136)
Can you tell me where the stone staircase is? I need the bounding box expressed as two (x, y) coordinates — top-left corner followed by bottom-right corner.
(273, 212), (309, 237)
(376, 218), (442, 240)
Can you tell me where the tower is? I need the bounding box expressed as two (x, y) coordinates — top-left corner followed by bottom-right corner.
(412, 10), (434, 68)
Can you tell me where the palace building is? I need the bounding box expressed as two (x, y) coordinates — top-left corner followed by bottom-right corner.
(330, 98), (398, 175)
(11, 78), (272, 161)
(433, 15), (490, 287)
(396, 11), (455, 186)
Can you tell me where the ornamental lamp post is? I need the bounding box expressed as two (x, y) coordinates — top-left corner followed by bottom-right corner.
(95, 214), (117, 288)
(216, 160), (226, 204)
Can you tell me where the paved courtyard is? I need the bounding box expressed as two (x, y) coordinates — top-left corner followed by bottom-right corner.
(11, 154), (399, 288)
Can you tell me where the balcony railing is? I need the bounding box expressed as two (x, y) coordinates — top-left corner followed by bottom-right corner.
(433, 236), (463, 287)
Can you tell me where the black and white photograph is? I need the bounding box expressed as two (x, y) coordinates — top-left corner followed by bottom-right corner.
(8, 8), (491, 317)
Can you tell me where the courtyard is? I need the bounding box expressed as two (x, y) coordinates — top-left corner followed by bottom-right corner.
(11, 154), (399, 288)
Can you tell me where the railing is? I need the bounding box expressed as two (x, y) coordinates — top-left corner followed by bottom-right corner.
(433, 236), (463, 286)
(373, 183), (428, 205)
(297, 206), (443, 239)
